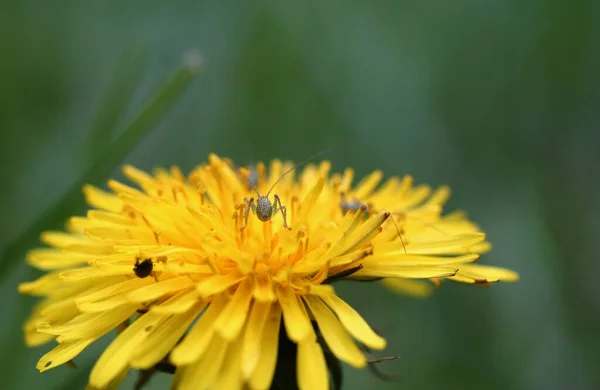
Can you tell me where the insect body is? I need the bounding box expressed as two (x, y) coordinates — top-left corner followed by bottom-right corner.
(242, 148), (332, 231)
(134, 258), (154, 278)
(133, 255), (167, 280)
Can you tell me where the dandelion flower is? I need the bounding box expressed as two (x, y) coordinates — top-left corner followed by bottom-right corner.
(19, 154), (518, 390)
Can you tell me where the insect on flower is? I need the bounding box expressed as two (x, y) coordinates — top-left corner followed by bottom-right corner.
(17, 153), (519, 390)
(241, 148), (332, 231)
(133, 257), (154, 278)
(133, 255), (167, 281)
(340, 192), (408, 252)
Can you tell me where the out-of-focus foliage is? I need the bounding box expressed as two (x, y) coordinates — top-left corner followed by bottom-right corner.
(1, 1), (599, 389)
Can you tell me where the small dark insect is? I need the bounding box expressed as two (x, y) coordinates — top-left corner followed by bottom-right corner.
(242, 147), (332, 231)
(133, 258), (154, 278)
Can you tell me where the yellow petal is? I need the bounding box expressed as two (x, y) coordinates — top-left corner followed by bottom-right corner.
(18, 272), (62, 295)
(426, 185), (451, 206)
(329, 248), (373, 268)
(176, 335), (228, 390)
(196, 273), (243, 297)
(453, 263), (519, 283)
(131, 303), (204, 369)
(336, 167), (354, 192)
(56, 303), (137, 343)
(304, 296), (366, 368)
(87, 210), (137, 226)
(122, 165), (157, 193)
(381, 279), (434, 298)
(276, 285), (314, 343)
(59, 268), (128, 281)
(305, 283), (335, 297)
(170, 293), (228, 365)
(26, 249), (92, 270)
(336, 212), (387, 257)
(40, 231), (93, 248)
(242, 301), (271, 378)
(404, 233), (486, 254)
(353, 170), (383, 199)
(365, 253), (479, 266)
(127, 276), (195, 303)
(208, 153), (246, 197)
(85, 366), (130, 390)
(76, 278), (154, 307)
(297, 339), (329, 390)
(213, 337), (244, 390)
(82, 184), (123, 212)
(34, 299), (82, 329)
(355, 265), (457, 279)
(151, 288), (201, 314)
(37, 312), (99, 336)
(321, 295), (385, 350)
(107, 179), (147, 198)
(215, 279), (253, 340)
(253, 273), (276, 302)
(37, 339), (96, 373)
(77, 295), (130, 312)
(249, 304), (281, 389)
(89, 311), (165, 388)
(399, 185), (431, 209)
(84, 226), (155, 243)
(25, 327), (55, 347)
(297, 177), (325, 223)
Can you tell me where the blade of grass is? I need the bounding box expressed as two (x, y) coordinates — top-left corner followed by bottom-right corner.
(83, 45), (148, 163)
(0, 51), (203, 283)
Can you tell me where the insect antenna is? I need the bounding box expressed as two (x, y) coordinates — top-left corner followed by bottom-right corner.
(388, 216), (407, 252)
(265, 146), (334, 196)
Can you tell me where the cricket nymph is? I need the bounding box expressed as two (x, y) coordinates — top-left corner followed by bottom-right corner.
(256, 196), (274, 222)
(241, 148), (332, 231)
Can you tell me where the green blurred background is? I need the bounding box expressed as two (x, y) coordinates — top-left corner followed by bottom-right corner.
(1, 1), (599, 389)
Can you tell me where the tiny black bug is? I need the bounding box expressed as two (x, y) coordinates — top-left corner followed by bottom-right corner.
(133, 258), (154, 278)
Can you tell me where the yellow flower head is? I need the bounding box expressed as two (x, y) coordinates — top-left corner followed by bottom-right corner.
(18, 154), (518, 390)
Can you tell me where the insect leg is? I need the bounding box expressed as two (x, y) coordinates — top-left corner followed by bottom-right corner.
(242, 197), (255, 229)
(273, 194), (291, 230)
(388, 216), (407, 253)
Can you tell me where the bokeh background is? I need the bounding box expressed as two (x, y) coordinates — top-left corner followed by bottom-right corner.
(1, 1), (599, 389)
